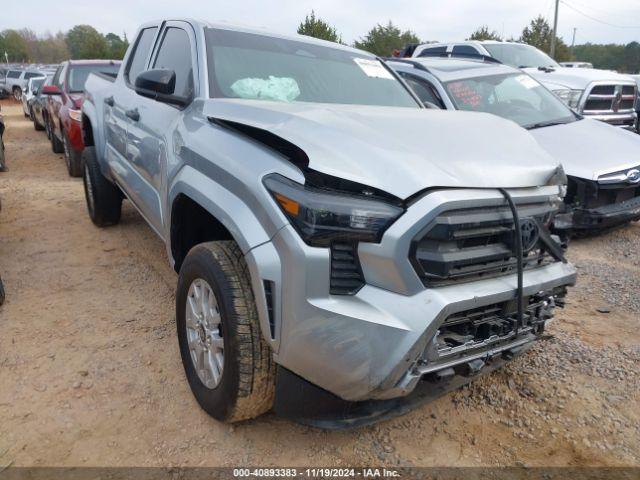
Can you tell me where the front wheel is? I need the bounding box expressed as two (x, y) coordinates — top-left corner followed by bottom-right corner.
(176, 241), (275, 422)
(13, 87), (22, 102)
(82, 146), (122, 227)
(0, 137), (6, 172)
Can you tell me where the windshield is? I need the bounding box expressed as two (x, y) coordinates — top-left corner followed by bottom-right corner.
(484, 44), (560, 69)
(204, 28), (418, 107)
(444, 73), (576, 129)
(67, 64), (121, 93)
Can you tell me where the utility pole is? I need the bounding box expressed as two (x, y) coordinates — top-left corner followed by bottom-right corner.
(550, 0), (560, 58)
(571, 27), (577, 59)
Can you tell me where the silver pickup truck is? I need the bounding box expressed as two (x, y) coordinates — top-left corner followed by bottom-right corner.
(81, 19), (576, 427)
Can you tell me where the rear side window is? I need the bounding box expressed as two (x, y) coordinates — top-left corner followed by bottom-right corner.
(7, 71), (21, 79)
(126, 27), (158, 85)
(25, 72), (43, 79)
(452, 45), (480, 57)
(417, 46), (447, 57)
(152, 27), (194, 98)
(51, 66), (63, 88)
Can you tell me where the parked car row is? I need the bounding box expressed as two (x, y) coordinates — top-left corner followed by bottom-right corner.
(387, 56), (640, 232)
(398, 40), (639, 132)
(9, 20), (640, 428)
(22, 60), (121, 176)
(0, 65), (57, 101)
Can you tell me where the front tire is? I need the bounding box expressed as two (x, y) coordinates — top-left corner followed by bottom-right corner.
(82, 146), (122, 227)
(63, 131), (82, 177)
(13, 87), (22, 102)
(177, 241), (275, 423)
(0, 137), (6, 172)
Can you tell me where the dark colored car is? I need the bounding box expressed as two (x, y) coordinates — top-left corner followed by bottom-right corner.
(43, 60), (121, 177)
(31, 77), (51, 133)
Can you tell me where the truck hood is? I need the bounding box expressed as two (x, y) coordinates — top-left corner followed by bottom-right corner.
(524, 67), (635, 90)
(529, 118), (640, 181)
(203, 99), (559, 199)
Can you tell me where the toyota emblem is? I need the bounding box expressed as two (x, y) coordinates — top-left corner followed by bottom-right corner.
(519, 218), (540, 253)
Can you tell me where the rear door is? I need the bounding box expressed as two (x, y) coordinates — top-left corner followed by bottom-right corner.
(104, 26), (158, 171)
(123, 21), (197, 235)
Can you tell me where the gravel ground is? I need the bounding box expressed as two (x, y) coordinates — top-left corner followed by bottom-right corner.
(0, 99), (639, 468)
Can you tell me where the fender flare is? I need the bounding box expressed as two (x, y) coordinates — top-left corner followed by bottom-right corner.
(168, 165), (274, 256)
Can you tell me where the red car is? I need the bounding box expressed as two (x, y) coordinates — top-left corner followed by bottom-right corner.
(43, 60), (121, 177)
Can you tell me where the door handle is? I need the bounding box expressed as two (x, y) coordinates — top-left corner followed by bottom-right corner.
(125, 108), (140, 122)
(104, 96), (114, 107)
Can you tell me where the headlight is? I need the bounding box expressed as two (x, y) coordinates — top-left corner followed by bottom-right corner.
(69, 109), (82, 122)
(552, 89), (583, 109)
(263, 174), (404, 247)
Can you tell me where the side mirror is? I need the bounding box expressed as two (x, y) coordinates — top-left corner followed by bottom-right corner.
(42, 85), (61, 95)
(135, 69), (176, 97)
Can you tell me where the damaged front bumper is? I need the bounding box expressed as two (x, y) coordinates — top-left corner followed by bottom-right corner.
(555, 176), (640, 231)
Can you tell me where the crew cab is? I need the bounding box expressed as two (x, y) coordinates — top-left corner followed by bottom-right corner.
(81, 19), (576, 427)
(408, 41), (638, 131)
(389, 57), (640, 232)
(43, 60), (121, 177)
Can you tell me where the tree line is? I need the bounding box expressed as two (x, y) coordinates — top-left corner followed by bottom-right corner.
(0, 25), (128, 63)
(2, 14), (638, 74)
(298, 11), (640, 74)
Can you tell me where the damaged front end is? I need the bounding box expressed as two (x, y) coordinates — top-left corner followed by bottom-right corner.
(554, 171), (640, 231)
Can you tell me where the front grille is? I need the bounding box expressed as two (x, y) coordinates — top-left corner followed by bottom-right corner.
(330, 243), (365, 295)
(583, 83), (637, 114)
(410, 200), (559, 286)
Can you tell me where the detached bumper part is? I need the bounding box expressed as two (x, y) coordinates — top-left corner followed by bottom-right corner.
(556, 195), (640, 230)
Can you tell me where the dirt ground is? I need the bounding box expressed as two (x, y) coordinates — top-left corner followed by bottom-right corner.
(0, 99), (639, 468)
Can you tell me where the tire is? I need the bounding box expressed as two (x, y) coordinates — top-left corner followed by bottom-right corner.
(82, 146), (122, 227)
(50, 123), (64, 154)
(13, 87), (22, 102)
(63, 131), (83, 177)
(33, 115), (45, 132)
(0, 138), (6, 172)
(0, 275), (5, 306)
(177, 241), (275, 423)
(45, 117), (52, 139)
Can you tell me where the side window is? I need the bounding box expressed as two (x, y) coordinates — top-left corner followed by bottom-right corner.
(398, 72), (444, 108)
(452, 45), (481, 57)
(51, 66), (63, 88)
(126, 27), (158, 85)
(417, 46), (447, 58)
(25, 72), (42, 80)
(152, 27), (194, 99)
(7, 71), (21, 79)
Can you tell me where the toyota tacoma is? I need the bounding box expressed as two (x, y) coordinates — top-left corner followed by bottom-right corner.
(81, 19), (576, 427)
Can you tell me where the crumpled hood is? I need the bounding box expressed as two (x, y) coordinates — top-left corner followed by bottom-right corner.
(203, 99), (559, 199)
(529, 118), (640, 181)
(525, 66), (635, 90)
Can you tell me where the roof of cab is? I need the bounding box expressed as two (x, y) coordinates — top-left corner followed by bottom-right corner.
(136, 18), (376, 58)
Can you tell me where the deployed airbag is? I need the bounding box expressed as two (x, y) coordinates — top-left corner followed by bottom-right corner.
(231, 76), (300, 102)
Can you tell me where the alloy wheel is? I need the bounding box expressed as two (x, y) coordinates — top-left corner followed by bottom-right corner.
(185, 278), (225, 389)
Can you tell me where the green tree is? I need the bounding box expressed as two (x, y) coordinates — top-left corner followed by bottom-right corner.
(467, 26), (502, 41)
(520, 15), (570, 61)
(105, 32), (129, 59)
(1, 29), (29, 62)
(297, 11), (342, 43)
(354, 21), (420, 57)
(66, 25), (108, 59)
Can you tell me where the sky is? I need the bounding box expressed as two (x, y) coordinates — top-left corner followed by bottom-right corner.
(2, 0), (640, 46)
